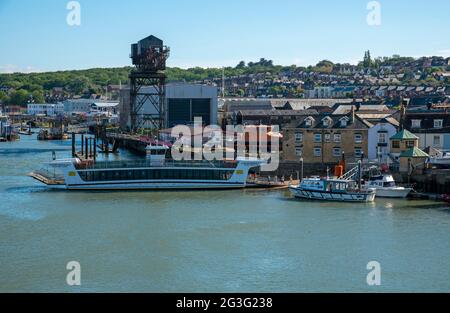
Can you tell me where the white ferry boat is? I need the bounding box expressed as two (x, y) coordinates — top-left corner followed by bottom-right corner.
(29, 155), (264, 191)
(289, 177), (376, 203)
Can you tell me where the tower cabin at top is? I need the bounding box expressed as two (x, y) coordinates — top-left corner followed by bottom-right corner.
(130, 35), (169, 72)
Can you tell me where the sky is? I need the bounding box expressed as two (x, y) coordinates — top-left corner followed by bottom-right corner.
(0, 0), (449, 73)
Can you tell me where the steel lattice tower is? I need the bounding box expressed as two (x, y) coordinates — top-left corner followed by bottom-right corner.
(129, 35), (170, 132)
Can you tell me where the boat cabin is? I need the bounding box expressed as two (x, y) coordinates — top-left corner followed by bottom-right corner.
(300, 178), (356, 193)
(146, 144), (170, 166)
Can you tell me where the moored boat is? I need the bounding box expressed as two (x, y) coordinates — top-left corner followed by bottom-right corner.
(29, 156), (264, 191)
(364, 174), (412, 198)
(289, 177), (376, 203)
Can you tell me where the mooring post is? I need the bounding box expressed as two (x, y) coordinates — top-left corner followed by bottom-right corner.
(93, 137), (97, 162)
(81, 134), (84, 155)
(85, 137), (88, 160)
(71, 133), (76, 157)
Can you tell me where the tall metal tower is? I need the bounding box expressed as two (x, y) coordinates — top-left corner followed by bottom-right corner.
(129, 35), (170, 132)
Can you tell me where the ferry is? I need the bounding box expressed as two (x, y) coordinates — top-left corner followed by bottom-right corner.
(28, 148), (264, 190)
(289, 177), (376, 203)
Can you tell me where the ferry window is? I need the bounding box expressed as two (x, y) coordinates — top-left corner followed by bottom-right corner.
(127, 171), (134, 180)
(100, 171), (107, 181)
(154, 170), (161, 179)
(314, 147), (322, 157)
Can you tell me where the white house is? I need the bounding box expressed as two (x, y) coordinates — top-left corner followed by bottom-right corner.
(367, 118), (399, 163)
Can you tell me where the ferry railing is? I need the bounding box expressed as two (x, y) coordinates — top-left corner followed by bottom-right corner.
(75, 159), (239, 170)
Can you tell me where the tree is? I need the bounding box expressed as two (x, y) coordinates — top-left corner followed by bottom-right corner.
(236, 61), (246, 69)
(31, 90), (45, 103)
(363, 50), (373, 68)
(8, 89), (30, 106)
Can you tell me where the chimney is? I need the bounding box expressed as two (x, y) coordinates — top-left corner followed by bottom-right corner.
(350, 105), (355, 124)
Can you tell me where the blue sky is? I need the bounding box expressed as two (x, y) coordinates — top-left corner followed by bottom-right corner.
(0, 0), (449, 73)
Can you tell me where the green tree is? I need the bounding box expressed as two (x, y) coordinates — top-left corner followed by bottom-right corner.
(8, 89), (30, 106)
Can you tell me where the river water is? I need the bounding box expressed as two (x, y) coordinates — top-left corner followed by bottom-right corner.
(0, 134), (449, 292)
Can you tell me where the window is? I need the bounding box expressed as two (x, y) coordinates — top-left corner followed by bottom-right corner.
(295, 147), (303, 157)
(411, 120), (421, 128)
(433, 135), (441, 147)
(392, 141), (400, 149)
(378, 133), (387, 144)
(322, 117), (332, 127)
(355, 134), (363, 143)
(434, 120), (443, 129)
(355, 148), (363, 158)
(340, 118), (349, 127)
(334, 134), (341, 143)
(314, 147), (322, 157)
(406, 140), (415, 148)
(305, 117), (314, 127)
(333, 147), (341, 157)
(295, 132), (303, 143)
(314, 133), (322, 142)
(324, 134), (331, 142)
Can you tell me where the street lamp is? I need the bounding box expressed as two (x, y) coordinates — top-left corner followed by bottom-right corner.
(300, 157), (304, 182)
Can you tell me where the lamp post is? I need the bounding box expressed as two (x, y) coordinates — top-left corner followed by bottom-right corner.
(300, 157), (304, 182)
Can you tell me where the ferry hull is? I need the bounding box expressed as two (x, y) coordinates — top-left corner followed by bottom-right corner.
(65, 182), (246, 190)
(289, 186), (376, 203)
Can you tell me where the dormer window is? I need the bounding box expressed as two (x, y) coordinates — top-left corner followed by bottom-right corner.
(411, 120), (421, 128)
(340, 117), (349, 127)
(322, 117), (332, 127)
(434, 120), (443, 129)
(304, 116), (315, 127)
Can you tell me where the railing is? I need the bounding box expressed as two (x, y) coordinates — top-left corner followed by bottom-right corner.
(339, 165), (360, 181)
(75, 159), (239, 171)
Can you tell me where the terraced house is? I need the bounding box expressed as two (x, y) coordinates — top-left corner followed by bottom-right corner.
(282, 109), (369, 165)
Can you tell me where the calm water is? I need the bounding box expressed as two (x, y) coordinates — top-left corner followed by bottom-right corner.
(0, 134), (449, 293)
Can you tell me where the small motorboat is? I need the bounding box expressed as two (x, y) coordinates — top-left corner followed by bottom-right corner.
(364, 167), (413, 198)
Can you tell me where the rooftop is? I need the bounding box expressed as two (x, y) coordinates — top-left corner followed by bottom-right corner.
(399, 147), (429, 158)
(390, 129), (419, 140)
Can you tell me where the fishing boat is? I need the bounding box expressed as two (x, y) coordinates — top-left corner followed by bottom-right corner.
(28, 148), (264, 190)
(289, 177), (376, 203)
(289, 163), (376, 203)
(364, 168), (412, 198)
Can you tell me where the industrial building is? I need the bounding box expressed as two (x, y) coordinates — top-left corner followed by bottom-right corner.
(119, 83), (218, 130)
